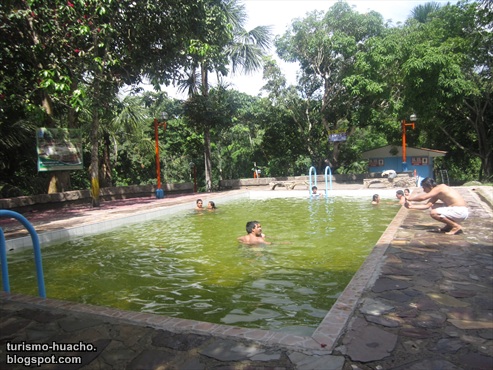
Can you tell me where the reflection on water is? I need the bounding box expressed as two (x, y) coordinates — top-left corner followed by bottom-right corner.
(3, 198), (397, 334)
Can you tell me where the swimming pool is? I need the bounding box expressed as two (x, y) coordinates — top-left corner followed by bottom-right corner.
(2, 192), (398, 335)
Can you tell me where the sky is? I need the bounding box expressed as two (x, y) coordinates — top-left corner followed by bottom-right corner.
(158, 0), (459, 99)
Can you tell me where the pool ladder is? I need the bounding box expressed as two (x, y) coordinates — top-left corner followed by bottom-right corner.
(309, 166), (332, 199)
(0, 210), (46, 298)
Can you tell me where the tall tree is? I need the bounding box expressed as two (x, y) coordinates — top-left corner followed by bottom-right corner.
(411, 2), (442, 23)
(261, 58), (322, 172)
(347, 1), (492, 180)
(182, 0), (271, 192)
(411, 2), (489, 179)
(275, 2), (385, 170)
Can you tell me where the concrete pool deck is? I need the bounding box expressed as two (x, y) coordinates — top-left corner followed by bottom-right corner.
(1, 186), (492, 369)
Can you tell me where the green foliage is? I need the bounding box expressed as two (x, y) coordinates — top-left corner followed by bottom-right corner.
(106, 92), (201, 187)
(348, 1), (492, 180)
(439, 156), (482, 183)
(275, 2), (386, 170)
(179, 0), (272, 191)
(411, 2), (442, 23)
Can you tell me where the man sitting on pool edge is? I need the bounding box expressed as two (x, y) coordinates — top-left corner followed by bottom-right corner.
(237, 221), (271, 245)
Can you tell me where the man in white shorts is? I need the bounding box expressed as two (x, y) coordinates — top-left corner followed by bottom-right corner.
(404, 177), (468, 235)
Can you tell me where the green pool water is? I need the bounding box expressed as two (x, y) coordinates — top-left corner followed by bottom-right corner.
(3, 197), (397, 334)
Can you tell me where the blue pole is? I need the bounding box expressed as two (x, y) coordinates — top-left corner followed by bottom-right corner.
(0, 228), (10, 294)
(309, 166), (317, 198)
(0, 210), (46, 298)
(155, 188), (164, 199)
(324, 166), (332, 199)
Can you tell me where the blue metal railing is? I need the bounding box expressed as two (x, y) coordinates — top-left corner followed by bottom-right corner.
(309, 166), (332, 199)
(324, 165), (333, 198)
(0, 210), (46, 298)
(309, 166), (317, 198)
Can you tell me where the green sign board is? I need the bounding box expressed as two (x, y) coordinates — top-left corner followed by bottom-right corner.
(36, 128), (83, 172)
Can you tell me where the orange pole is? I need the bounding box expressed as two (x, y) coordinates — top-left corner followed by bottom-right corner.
(402, 119), (415, 170)
(154, 118), (161, 189)
(154, 118), (167, 190)
(402, 120), (407, 165)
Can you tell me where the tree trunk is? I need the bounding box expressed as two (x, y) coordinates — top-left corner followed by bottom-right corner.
(481, 149), (493, 180)
(47, 78), (80, 194)
(89, 31), (103, 207)
(201, 64), (213, 192)
(39, 91), (71, 194)
(101, 132), (113, 187)
(204, 126), (212, 192)
(27, 13), (73, 194)
(89, 110), (100, 207)
(48, 172), (71, 193)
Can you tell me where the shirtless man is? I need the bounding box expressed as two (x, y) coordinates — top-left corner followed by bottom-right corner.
(396, 190), (406, 205)
(404, 177), (468, 235)
(237, 221), (271, 245)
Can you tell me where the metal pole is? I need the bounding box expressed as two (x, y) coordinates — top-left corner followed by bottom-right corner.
(402, 119), (407, 170)
(154, 118), (161, 190)
(309, 166), (317, 198)
(0, 210), (46, 298)
(154, 117), (167, 198)
(402, 119), (415, 172)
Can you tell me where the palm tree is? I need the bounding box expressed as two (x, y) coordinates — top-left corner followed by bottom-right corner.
(101, 94), (151, 187)
(183, 0), (272, 192)
(411, 2), (442, 23)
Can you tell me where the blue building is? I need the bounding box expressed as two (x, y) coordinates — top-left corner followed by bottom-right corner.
(362, 145), (447, 179)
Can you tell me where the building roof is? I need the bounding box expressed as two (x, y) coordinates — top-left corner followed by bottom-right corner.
(362, 145), (447, 159)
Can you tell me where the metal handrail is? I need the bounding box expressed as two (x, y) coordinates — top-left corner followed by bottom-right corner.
(309, 166), (333, 199)
(309, 166), (317, 198)
(0, 210), (46, 298)
(324, 166), (333, 199)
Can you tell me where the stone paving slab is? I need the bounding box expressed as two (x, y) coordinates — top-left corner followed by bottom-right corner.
(0, 186), (492, 369)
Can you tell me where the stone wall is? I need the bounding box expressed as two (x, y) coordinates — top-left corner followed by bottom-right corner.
(220, 174), (367, 189)
(0, 183), (193, 211)
(363, 176), (418, 189)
